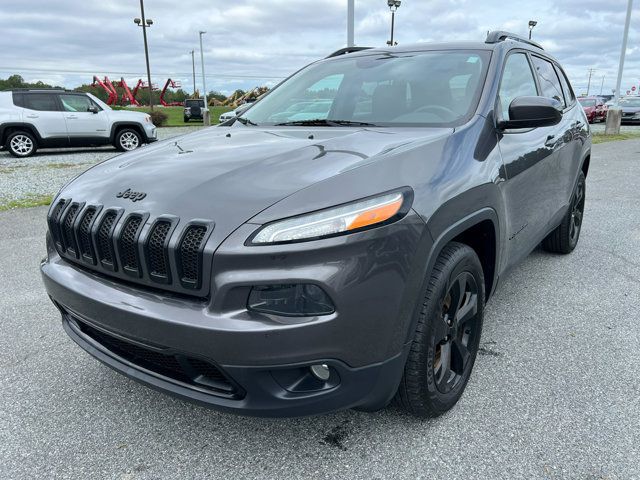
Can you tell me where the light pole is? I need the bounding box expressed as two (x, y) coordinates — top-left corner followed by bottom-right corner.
(606, 0), (633, 135)
(347, 0), (355, 47)
(386, 1), (401, 46)
(190, 50), (196, 96)
(134, 0), (154, 110)
(199, 31), (210, 125)
(528, 20), (537, 40)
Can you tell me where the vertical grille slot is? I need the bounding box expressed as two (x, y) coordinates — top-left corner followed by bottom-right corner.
(146, 221), (172, 282)
(61, 203), (80, 256)
(178, 225), (207, 289)
(78, 207), (97, 263)
(96, 210), (118, 270)
(48, 199), (67, 249)
(119, 215), (143, 276)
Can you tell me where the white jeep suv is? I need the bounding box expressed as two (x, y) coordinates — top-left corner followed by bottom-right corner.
(0, 89), (157, 157)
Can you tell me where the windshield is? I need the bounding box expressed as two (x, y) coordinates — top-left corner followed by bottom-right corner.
(578, 98), (596, 107)
(621, 97), (640, 107)
(240, 50), (490, 127)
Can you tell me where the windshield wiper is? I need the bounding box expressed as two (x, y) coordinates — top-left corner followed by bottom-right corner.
(235, 116), (258, 126)
(274, 119), (377, 127)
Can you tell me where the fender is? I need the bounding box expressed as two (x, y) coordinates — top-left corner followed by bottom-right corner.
(402, 199), (501, 345)
(109, 122), (147, 143)
(0, 122), (44, 144)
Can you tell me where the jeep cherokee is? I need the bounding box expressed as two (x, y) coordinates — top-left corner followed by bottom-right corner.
(41, 32), (590, 417)
(0, 89), (157, 157)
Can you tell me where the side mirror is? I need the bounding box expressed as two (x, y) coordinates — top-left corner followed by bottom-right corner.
(498, 96), (563, 129)
(88, 105), (99, 114)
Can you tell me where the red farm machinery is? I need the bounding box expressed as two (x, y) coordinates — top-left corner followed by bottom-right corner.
(92, 75), (180, 107)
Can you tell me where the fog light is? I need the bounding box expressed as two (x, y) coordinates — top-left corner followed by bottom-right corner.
(310, 364), (331, 381)
(248, 284), (334, 317)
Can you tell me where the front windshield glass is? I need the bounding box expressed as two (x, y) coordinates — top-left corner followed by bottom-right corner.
(240, 50), (490, 127)
(621, 97), (640, 107)
(578, 98), (596, 107)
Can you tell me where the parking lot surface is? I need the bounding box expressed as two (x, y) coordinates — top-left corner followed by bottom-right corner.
(1, 139), (639, 479)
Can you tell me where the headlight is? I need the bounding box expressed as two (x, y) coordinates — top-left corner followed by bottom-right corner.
(249, 190), (410, 245)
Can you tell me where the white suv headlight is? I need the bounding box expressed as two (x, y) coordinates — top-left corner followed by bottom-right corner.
(249, 190), (409, 245)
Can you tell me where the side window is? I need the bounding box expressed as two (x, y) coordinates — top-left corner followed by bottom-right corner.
(554, 65), (575, 106)
(59, 94), (94, 112)
(498, 53), (538, 120)
(532, 56), (566, 108)
(23, 93), (59, 112)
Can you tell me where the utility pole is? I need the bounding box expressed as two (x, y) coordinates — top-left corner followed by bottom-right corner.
(606, 0), (633, 134)
(586, 69), (596, 96)
(347, 0), (355, 47)
(134, 0), (154, 110)
(600, 76), (605, 95)
(190, 50), (196, 96)
(199, 31), (210, 125)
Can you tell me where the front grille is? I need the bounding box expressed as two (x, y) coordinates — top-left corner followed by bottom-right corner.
(147, 221), (172, 280)
(61, 203), (80, 256)
(97, 210), (118, 268)
(179, 225), (208, 288)
(78, 207), (97, 263)
(47, 199), (213, 295)
(75, 319), (237, 396)
(119, 215), (143, 276)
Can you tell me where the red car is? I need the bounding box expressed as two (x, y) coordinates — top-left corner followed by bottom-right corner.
(578, 97), (607, 123)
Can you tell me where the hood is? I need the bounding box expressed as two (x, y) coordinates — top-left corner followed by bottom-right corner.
(108, 109), (150, 122)
(59, 125), (451, 242)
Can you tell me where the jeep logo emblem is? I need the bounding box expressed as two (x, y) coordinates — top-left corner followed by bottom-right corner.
(116, 188), (147, 202)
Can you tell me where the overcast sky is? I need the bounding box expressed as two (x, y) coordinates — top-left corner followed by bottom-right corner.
(1, 0), (639, 96)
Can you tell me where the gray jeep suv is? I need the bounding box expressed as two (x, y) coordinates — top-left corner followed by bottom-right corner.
(41, 32), (590, 417)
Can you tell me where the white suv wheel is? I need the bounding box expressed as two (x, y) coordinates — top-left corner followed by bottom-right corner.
(118, 131), (141, 151)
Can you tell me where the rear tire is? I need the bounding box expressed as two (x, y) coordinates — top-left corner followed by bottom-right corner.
(114, 128), (142, 152)
(542, 171), (586, 254)
(183, 117), (189, 123)
(395, 242), (485, 417)
(6, 130), (37, 158)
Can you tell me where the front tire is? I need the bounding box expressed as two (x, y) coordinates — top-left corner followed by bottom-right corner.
(114, 128), (142, 152)
(395, 242), (485, 417)
(6, 131), (37, 158)
(542, 171), (586, 254)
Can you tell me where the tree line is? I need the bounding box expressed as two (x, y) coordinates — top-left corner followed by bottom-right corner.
(0, 75), (236, 106)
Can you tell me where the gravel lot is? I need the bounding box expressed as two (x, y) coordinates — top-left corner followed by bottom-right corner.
(0, 127), (201, 207)
(1, 139), (639, 479)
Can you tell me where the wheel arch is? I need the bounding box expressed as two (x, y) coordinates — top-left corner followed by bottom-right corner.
(0, 123), (43, 145)
(110, 122), (146, 143)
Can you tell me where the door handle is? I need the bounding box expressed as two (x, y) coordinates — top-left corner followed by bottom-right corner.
(26, 114), (39, 118)
(66, 115), (78, 119)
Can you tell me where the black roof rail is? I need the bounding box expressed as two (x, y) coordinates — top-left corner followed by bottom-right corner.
(485, 31), (543, 50)
(326, 46), (372, 58)
(4, 88), (69, 92)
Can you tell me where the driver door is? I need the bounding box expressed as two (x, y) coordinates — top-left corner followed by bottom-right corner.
(496, 52), (564, 268)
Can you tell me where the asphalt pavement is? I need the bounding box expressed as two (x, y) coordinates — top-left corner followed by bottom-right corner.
(1, 139), (639, 479)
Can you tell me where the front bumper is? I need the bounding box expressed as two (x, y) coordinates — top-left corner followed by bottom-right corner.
(41, 212), (432, 416)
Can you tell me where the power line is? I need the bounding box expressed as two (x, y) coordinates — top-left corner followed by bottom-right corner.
(0, 66), (285, 80)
